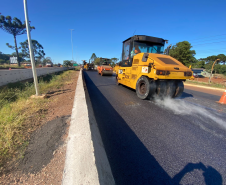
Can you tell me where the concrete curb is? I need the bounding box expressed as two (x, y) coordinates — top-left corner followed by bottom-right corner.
(184, 83), (225, 91)
(62, 69), (115, 185)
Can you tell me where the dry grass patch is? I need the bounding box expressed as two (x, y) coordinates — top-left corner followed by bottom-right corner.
(0, 64), (25, 69)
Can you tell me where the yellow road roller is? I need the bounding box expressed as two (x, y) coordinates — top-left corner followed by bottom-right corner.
(116, 35), (193, 99)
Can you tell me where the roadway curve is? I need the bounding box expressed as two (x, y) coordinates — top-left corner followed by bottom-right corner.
(84, 70), (226, 185)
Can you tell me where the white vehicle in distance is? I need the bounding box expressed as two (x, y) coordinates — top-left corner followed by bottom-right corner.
(46, 62), (53, 67)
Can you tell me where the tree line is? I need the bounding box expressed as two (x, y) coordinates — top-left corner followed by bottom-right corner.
(0, 14), (49, 66)
(2, 14), (225, 73)
(166, 41), (226, 75)
(89, 53), (119, 67)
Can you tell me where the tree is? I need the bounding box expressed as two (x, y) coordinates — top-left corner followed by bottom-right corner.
(219, 65), (226, 75)
(90, 53), (97, 63)
(0, 15), (35, 66)
(6, 42), (21, 50)
(0, 51), (10, 64)
(193, 60), (205, 68)
(217, 54), (226, 65)
(204, 61), (213, 73)
(169, 41), (196, 67)
(20, 40), (45, 64)
(41, 57), (52, 66)
(214, 64), (222, 74)
(94, 57), (101, 65)
(205, 55), (218, 63)
(63, 60), (72, 67)
(45, 57), (52, 63)
(110, 57), (118, 66)
(111, 58), (118, 62)
(202, 55), (221, 74)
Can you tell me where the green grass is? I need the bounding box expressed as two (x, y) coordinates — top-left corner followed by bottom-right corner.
(185, 80), (226, 89)
(0, 70), (75, 169)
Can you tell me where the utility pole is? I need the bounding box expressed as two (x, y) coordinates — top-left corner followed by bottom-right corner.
(23, 0), (39, 96)
(69, 29), (74, 62)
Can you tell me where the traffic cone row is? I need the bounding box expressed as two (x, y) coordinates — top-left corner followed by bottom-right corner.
(217, 90), (226, 105)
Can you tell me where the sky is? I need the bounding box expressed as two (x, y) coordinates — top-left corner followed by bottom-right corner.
(1, 0), (226, 64)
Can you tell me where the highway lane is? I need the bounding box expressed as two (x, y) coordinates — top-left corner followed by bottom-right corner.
(84, 71), (226, 185)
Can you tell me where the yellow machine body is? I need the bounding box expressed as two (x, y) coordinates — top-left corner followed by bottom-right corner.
(113, 64), (119, 73)
(117, 53), (192, 90)
(84, 64), (88, 70)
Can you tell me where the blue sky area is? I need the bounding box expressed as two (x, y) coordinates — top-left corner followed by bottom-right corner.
(1, 0), (226, 64)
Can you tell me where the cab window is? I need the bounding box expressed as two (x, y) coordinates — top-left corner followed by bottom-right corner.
(122, 40), (130, 61)
(132, 41), (164, 54)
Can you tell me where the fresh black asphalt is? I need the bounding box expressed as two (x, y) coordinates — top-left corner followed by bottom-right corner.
(84, 70), (226, 185)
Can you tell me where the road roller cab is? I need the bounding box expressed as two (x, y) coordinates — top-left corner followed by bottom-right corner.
(97, 58), (113, 76)
(116, 35), (193, 99)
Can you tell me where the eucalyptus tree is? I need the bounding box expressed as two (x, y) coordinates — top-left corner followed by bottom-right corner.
(0, 15), (35, 66)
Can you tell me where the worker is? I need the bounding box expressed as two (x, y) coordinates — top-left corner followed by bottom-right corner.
(134, 45), (141, 54)
(131, 44), (141, 57)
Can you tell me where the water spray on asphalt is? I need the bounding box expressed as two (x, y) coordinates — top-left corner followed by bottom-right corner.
(153, 96), (226, 130)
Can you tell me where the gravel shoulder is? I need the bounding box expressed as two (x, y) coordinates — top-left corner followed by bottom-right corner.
(0, 70), (79, 184)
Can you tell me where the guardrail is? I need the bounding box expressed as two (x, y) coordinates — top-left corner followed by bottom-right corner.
(0, 67), (72, 87)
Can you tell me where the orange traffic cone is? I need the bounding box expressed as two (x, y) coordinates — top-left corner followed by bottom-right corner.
(217, 90), (226, 105)
(9, 68), (11, 70)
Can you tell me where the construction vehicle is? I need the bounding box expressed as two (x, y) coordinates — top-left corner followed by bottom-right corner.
(88, 62), (95, 70)
(113, 63), (120, 73)
(116, 35), (193, 99)
(83, 60), (95, 70)
(82, 60), (88, 70)
(97, 58), (113, 76)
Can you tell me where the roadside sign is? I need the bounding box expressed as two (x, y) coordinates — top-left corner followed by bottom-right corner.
(10, 56), (17, 64)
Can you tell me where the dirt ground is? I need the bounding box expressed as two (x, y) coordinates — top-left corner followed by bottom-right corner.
(192, 76), (226, 85)
(0, 70), (79, 184)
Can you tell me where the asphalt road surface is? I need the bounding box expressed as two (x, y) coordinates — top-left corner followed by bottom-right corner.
(84, 70), (226, 185)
